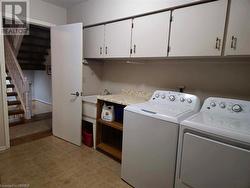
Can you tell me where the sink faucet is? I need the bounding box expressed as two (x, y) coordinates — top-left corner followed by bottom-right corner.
(103, 89), (111, 95)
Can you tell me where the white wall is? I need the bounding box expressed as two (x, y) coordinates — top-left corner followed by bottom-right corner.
(24, 70), (52, 104)
(30, 0), (67, 25)
(67, 0), (201, 25)
(33, 71), (52, 104)
(82, 63), (103, 96)
(100, 59), (250, 102)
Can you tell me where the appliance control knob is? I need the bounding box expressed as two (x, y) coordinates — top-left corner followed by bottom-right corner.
(232, 104), (242, 113)
(187, 98), (192, 103)
(161, 95), (166, 99)
(210, 102), (216, 107)
(180, 97), (185, 102)
(155, 94), (160, 98)
(169, 95), (175, 101)
(219, 103), (226, 109)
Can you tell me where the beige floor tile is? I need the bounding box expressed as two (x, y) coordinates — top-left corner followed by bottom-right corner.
(0, 136), (131, 188)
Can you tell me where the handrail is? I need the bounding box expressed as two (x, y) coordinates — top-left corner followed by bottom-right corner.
(4, 37), (32, 119)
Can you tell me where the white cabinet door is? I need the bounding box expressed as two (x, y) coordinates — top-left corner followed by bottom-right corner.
(225, 0), (250, 56)
(105, 20), (132, 58)
(83, 25), (104, 58)
(131, 12), (171, 57)
(169, 0), (228, 57)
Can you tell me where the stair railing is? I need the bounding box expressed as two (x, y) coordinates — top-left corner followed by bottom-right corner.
(4, 37), (32, 119)
(7, 32), (24, 56)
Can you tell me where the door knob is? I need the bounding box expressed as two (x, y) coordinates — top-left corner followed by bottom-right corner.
(71, 92), (80, 97)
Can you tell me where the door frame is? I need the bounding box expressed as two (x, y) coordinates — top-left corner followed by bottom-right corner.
(0, 15), (58, 150)
(0, 14), (10, 150)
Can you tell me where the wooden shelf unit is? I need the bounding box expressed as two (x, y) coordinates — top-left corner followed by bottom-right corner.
(96, 99), (125, 161)
(97, 119), (123, 131)
(97, 143), (122, 160)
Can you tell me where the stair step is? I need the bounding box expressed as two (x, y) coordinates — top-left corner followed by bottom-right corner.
(6, 76), (11, 81)
(9, 118), (25, 127)
(19, 50), (49, 55)
(6, 84), (15, 89)
(8, 100), (21, 106)
(18, 57), (46, 62)
(22, 42), (50, 48)
(7, 92), (18, 97)
(8, 109), (25, 116)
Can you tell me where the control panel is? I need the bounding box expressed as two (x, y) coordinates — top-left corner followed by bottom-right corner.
(150, 90), (200, 111)
(201, 97), (250, 118)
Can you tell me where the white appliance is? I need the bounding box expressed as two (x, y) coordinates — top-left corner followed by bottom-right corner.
(121, 90), (200, 188)
(175, 97), (250, 188)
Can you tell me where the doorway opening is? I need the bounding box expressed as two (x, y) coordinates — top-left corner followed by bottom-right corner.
(3, 22), (52, 146)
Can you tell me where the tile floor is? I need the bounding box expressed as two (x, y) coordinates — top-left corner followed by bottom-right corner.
(0, 136), (131, 188)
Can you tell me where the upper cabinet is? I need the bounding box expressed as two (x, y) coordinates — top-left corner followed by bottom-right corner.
(83, 0), (249, 59)
(225, 0), (250, 56)
(104, 20), (132, 58)
(131, 12), (171, 58)
(83, 25), (105, 58)
(169, 0), (228, 57)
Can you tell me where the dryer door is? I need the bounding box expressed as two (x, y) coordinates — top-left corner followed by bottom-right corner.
(179, 133), (250, 188)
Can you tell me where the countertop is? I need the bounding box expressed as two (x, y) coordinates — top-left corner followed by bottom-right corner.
(97, 89), (152, 106)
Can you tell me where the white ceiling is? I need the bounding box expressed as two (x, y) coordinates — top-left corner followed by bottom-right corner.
(42, 0), (88, 8)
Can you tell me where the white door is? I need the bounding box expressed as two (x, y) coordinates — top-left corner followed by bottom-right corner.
(169, 0), (228, 57)
(51, 23), (83, 146)
(131, 12), (171, 57)
(105, 20), (132, 58)
(225, 0), (250, 56)
(83, 25), (105, 58)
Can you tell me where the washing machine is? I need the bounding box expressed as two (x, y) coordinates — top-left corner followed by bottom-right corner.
(121, 90), (200, 188)
(175, 97), (250, 188)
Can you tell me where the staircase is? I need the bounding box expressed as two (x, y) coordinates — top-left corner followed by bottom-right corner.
(17, 25), (50, 70)
(6, 72), (25, 126)
(4, 37), (32, 126)
(3, 24), (50, 126)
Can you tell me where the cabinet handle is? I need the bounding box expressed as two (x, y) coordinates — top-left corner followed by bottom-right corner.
(133, 45), (136, 54)
(215, 38), (221, 50)
(231, 36), (237, 50)
(100, 47), (102, 55)
(105, 46), (108, 55)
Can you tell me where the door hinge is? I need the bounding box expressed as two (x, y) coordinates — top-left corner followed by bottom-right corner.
(132, 23), (134, 28)
(130, 49), (133, 54)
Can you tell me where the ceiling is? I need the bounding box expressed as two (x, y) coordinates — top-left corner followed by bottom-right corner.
(42, 0), (88, 8)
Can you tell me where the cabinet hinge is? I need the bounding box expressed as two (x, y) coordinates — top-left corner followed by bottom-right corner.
(132, 23), (134, 28)
(167, 46), (171, 53)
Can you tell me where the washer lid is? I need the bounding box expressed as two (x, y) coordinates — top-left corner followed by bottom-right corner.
(125, 102), (198, 123)
(182, 112), (250, 144)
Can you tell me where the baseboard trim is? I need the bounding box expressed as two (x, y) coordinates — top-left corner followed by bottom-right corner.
(33, 99), (52, 105)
